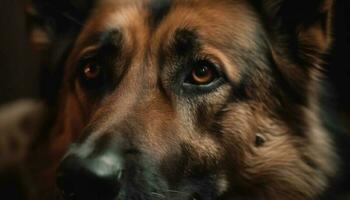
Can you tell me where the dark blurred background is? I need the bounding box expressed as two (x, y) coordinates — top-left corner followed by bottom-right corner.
(0, 0), (41, 104)
(327, 0), (350, 125)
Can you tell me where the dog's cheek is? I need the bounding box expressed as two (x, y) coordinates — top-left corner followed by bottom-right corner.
(156, 128), (225, 189)
(217, 104), (330, 199)
(217, 103), (258, 158)
(241, 138), (326, 199)
(214, 103), (298, 196)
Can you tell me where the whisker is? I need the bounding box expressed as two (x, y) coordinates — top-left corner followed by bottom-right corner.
(150, 192), (167, 199)
(163, 189), (188, 195)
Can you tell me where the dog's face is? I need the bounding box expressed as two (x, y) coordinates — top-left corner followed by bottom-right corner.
(34, 0), (337, 199)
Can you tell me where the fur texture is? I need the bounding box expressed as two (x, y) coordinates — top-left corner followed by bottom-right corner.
(23, 0), (347, 199)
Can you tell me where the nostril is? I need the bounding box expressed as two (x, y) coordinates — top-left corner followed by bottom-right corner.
(56, 154), (122, 200)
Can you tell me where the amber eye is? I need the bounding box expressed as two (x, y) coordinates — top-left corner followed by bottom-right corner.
(83, 63), (101, 80)
(185, 60), (220, 86)
(191, 65), (214, 84)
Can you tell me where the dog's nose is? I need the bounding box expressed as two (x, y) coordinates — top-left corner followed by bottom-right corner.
(56, 153), (123, 200)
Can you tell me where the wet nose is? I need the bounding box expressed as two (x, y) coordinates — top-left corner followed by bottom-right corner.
(56, 153), (123, 200)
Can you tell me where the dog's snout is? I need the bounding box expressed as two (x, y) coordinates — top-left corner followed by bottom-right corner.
(56, 153), (123, 200)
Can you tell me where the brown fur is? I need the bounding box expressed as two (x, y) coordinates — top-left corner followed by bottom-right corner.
(27, 0), (339, 199)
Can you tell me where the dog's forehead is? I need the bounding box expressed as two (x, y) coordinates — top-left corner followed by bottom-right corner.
(71, 0), (265, 71)
(148, 0), (172, 26)
(80, 0), (259, 40)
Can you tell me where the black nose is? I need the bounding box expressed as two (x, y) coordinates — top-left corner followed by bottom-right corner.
(56, 154), (123, 200)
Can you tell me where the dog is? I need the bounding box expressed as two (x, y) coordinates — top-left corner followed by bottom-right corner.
(24, 0), (350, 199)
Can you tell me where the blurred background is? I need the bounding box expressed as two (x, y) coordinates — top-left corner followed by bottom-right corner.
(0, 0), (41, 103)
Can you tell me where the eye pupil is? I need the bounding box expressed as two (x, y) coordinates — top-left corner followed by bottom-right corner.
(195, 66), (209, 77)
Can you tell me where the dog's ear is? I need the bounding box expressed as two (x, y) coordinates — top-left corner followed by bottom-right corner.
(256, 0), (334, 67)
(250, 0), (334, 104)
(26, 0), (96, 104)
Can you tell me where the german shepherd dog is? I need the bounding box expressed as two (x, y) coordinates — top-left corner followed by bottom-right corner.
(25, 0), (348, 199)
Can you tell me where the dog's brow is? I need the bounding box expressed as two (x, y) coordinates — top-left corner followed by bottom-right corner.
(80, 29), (122, 50)
(95, 29), (122, 49)
(171, 29), (199, 56)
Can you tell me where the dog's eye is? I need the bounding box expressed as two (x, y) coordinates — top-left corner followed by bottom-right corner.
(78, 61), (108, 91)
(191, 65), (213, 84)
(185, 60), (220, 85)
(83, 63), (101, 80)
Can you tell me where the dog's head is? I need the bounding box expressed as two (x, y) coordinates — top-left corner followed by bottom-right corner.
(30, 0), (337, 199)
